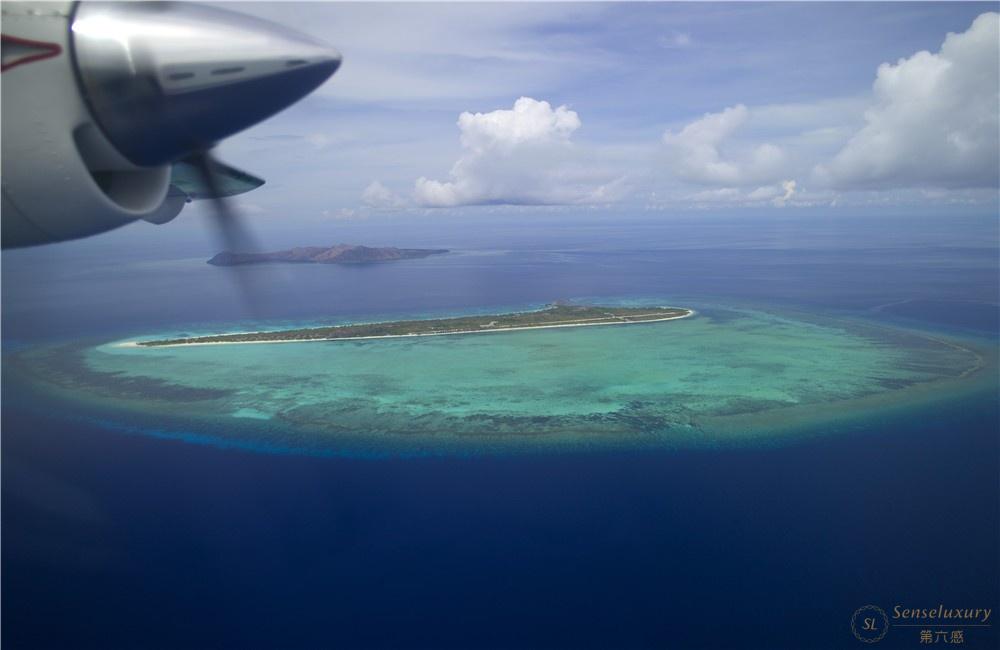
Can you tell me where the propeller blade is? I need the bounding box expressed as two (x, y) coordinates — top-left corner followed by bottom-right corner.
(187, 151), (264, 314)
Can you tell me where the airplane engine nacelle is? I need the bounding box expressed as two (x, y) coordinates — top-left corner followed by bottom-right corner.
(2, 2), (177, 248)
(2, 1), (340, 249)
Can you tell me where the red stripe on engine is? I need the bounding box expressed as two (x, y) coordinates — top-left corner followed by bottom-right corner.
(1, 34), (63, 73)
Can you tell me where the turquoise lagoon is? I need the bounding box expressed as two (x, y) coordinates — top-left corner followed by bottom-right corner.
(18, 301), (990, 456)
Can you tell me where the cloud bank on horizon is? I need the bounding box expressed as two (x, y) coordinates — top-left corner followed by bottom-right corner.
(369, 11), (998, 211)
(215, 3), (998, 219)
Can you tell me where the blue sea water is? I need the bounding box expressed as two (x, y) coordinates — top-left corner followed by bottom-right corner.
(2, 213), (998, 648)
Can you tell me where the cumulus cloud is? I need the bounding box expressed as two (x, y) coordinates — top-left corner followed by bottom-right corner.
(456, 96), (581, 151)
(413, 97), (625, 207)
(661, 13), (998, 202)
(816, 12), (999, 190)
(774, 179), (797, 206)
(662, 104), (787, 186)
(361, 180), (403, 208)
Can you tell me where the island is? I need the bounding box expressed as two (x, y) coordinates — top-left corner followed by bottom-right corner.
(136, 304), (694, 347)
(207, 244), (449, 266)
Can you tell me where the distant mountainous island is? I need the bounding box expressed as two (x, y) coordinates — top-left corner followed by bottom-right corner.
(208, 244), (449, 266)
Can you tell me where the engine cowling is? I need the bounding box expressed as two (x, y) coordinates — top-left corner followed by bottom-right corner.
(2, 2), (173, 247)
(1, 1), (341, 248)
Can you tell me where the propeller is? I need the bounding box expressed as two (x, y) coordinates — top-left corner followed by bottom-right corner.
(187, 150), (265, 314)
(68, 1), (342, 307)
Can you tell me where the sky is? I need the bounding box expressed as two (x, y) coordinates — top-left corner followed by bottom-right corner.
(183, 2), (999, 234)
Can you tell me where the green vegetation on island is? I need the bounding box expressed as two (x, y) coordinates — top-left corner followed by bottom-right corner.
(137, 304), (693, 347)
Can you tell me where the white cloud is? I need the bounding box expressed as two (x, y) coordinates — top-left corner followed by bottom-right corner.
(413, 97), (624, 207)
(816, 12), (999, 190)
(685, 179), (798, 206)
(662, 104), (787, 186)
(661, 12), (999, 201)
(774, 179), (797, 206)
(361, 180), (404, 208)
(457, 97), (581, 152)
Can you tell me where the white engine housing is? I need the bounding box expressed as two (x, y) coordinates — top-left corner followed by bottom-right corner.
(1, 2), (179, 247)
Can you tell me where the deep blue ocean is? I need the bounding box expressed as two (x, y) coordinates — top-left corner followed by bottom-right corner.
(3, 212), (998, 649)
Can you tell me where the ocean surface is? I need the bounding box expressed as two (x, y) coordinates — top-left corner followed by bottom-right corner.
(3, 213), (998, 648)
